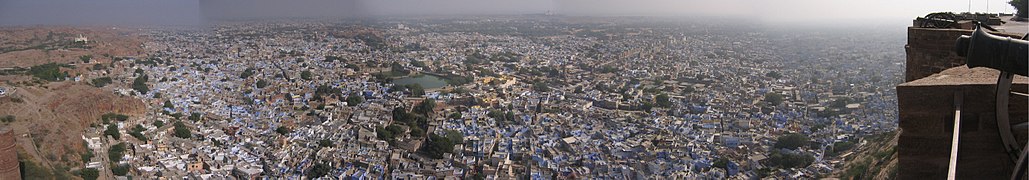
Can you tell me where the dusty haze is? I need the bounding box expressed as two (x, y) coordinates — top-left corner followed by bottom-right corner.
(0, 0), (1018, 25)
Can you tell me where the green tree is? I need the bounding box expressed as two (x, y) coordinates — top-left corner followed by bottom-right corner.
(445, 130), (464, 144)
(774, 133), (810, 150)
(411, 60), (426, 67)
(409, 84), (425, 96)
(188, 112), (202, 121)
(345, 64), (360, 71)
(392, 107), (412, 123)
(111, 164), (130, 176)
(104, 124), (120, 140)
(533, 82), (550, 92)
(413, 99), (436, 116)
(79, 55), (93, 63)
(314, 84), (340, 97)
(91, 77), (113, 87)
(101, 113), (129, 122)
(409, 126), (424, 137)
(80, 148), (94, 163)
(318, 139), (333, 148)
(21, 159), (53, 179)
(29, 63), (67, 81)
(132, 74), (149, 94)
(108, 143), (126, 163)
(656, 93), (671, 107)
(275, 126), (290, 135)
(712, 157), (730, 169)
(256, 79), (269, 88)
(79, 168), (100, 180)
(163, 100), (174, 109)
(240, 67), (256, 79)
(307, 162), (330, 178)
(173, 121), (191, 139)
(346, 93), (364, 106)
(390, 62), (409, 75)
(766, 71), (783, 79)
(763, 92), (784, 106)
(391, 84), (426, 97)
(767, 149), (815, 169)
(421, 134), (455, 159)
(1013, 0), (1028, 18)
(301, 70), (313, 80)
(449, 112), (463, 119)
(92, 63), (105, 71)
(129, 124), (147, 141)
(376, 126), (395, 140)
(0, 115), (14, 123)
(153, 120), (164, 128)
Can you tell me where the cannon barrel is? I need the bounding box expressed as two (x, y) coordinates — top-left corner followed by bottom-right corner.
(955, 25), (1029, 76)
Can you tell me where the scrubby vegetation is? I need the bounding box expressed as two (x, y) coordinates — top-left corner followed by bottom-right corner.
(28, 63), (70, 81)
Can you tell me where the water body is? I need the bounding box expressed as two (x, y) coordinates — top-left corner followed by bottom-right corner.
(393, 74), (447, 89)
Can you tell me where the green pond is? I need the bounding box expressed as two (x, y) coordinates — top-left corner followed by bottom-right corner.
(393, 75), (448, 89)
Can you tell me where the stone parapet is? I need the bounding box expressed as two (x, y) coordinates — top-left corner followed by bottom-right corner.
(896, 66), (1027, 179)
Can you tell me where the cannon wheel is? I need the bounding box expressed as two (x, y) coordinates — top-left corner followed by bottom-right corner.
(922, 12), (957, 28)
(998, 72), (1029, 180)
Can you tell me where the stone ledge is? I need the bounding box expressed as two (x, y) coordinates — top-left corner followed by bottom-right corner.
(897, 65), (1028, 179)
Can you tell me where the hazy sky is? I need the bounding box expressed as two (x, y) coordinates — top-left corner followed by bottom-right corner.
(0, 0), (1018, 25)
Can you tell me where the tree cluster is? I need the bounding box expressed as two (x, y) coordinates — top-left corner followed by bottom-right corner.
(29, 63), (68, 81)
(256, 79), (269, 88)
(300, 70), (314, 80)
(91, 77), (112, 87)
(103, 124), (120, 140)
(111, 164), (130, 176)
(275, 126), (290, 135)
(0, 115), (14, 123)
(1013, 0), (1028, 18)
(132, 74), (149, 94)
(101, 113), (129, 122)
(390, 62), (410, 75)
(79, 55), (93, 63)
(763, 92), (784, 106)
(129, 124), (147, 141)
(376, 124), (406, 143)
(773, 133), (810, 150)
(314, 84), (343, 98)
(656, 93), (672, 107)
(421, 133), (455, 159)
(173, 121), (191, 139)
(391, 84), (425, 96)
(346, 93), (364, 106)
(767, 149), (815, 169)
(78, 168), (99, 180)
(108, 143), (126, 163)
(240, 67), (256, 79)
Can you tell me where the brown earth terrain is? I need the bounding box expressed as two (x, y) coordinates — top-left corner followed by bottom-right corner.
(0, 27), (144, 68)
(0, 27), (147, 178)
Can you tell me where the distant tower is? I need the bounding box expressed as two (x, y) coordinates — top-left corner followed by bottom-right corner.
(0, 127), (20, 180)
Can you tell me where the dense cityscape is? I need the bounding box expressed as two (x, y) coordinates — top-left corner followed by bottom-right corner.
(0, 17), (903, 179)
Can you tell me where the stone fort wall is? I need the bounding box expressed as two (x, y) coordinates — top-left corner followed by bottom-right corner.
(0, 127), (20, 180)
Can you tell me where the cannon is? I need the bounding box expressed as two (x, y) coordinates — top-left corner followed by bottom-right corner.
(955, 23), (1029, 180)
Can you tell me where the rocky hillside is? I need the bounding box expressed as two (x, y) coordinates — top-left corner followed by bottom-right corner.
(833, 131), (899, 180)
(0, 27), (146, 179)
